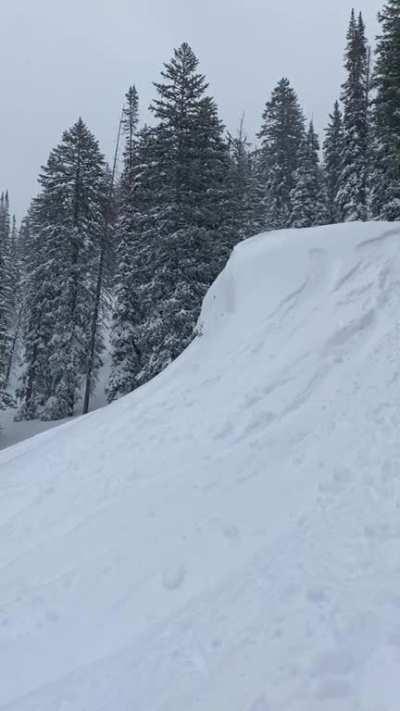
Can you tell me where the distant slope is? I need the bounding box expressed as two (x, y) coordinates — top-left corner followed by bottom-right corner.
(1, 223), (400, 711)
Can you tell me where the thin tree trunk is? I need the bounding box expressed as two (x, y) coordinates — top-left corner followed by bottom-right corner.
(82, 237), (105, 415)
(82, 111), (123, 415)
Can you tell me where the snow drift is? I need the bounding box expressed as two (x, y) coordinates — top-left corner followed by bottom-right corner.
(1, 222), (400, 711)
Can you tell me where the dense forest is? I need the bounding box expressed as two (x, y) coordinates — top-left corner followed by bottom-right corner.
(0, 0), (399, 423)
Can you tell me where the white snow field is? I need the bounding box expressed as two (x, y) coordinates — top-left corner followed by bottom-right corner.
(1, 222), (400, 711)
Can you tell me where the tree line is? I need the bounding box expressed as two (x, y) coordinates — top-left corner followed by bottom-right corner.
(0, 1), (399, 422)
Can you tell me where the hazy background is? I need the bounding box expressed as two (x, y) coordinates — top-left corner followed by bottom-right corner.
(0, 0), (382, 220)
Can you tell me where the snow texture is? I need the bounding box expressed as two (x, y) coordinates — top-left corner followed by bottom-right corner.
(1, 222), (400, 710)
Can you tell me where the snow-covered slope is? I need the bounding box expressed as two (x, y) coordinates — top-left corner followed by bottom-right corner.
(1, 223), (400, 711)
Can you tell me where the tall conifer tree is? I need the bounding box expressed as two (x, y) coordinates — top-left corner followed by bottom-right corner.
(290, 122), (328, 228)
(0, 192), (12, 410)
(108, 86), (143, 401)
(4, 215), (22, 386)
(370, 0), (400, 219)
(323, 101), (345, 223)
(257, 78), (306, 230)
(109, 43), (232, 392)
(18, 119), (107, 420)
(337, 10), (370, 221)
(227, 117), (265, 240)
(16, 204), (54, 419)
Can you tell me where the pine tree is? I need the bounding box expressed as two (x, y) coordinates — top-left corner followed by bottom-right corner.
(370, 0), (400, 219)
(290, 122), (328, 228)
(109, 43), (232, 395)
(227, 117), (265, 240)
(5, 215), (22, 386)
(108, 86), (143, 402)
(16, 205), (55, 419)
(323, 101), (345, 223)
(0, 192), (12, 410)
(337, 10), (370, 221)
(141, 43), (232, 382)
(18, 119), (107, 420)
(257, 78), (306, 230)
(110, 123), (168, 397)
(121, 86), (139, 176)
(149, 45), (231, 241)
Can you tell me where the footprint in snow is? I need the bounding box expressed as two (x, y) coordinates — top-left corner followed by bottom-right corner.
(162, 563), (187, 591)
(311, 647), (356, 701)
(307, 586), (328, 605)
(248, 696), (270, 711)
(312, 648), (356, 678)
(315, 678), (353, 700)
(222, 523), (241, 543)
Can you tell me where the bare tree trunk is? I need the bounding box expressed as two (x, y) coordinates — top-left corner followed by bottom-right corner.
(82, 111), (123, 415)
(82, 236), (105, 415)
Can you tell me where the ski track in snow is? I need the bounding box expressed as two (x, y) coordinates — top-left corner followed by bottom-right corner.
(1, 222), (400, 710)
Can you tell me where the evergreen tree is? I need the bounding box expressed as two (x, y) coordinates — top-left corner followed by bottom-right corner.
(290, 122), (328, 228)
(141, 43), (231, 382)
(121, 85), (139, 175)
(337, 10), (370, 221)
(16, 205), (55, 419)
(18, 119), (107, 420)
(0, 192), (12, 410)
(109, 123), (168, 398)
(149, 45), (231, 242)
(370, 0), (400, 219)
(257, 78), (306, 230)
(109, 43), (232, 398)
(227, 117), (265, 240)
(108, 86), (143, 402)
(323, 100), (345, 223)
(5, 214), (22, 386)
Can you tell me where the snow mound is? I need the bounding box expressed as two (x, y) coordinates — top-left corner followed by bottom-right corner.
(1, 222), (400, 711)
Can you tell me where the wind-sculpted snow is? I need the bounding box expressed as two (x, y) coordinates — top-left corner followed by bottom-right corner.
(1, 223), (400, 710)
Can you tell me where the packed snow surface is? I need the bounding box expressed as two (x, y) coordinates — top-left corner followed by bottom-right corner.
(1, 223), (400, 711)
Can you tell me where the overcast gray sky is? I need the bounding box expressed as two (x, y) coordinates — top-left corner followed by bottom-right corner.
(1, 0), (382, 219)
